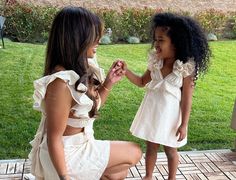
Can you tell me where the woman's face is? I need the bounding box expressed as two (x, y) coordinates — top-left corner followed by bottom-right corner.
(87, 39), (99, 58)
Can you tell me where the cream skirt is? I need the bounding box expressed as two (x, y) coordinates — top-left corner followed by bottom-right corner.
(39, 132), (110, 180)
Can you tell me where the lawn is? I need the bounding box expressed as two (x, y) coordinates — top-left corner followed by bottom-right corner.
(0, 40), (235, 159)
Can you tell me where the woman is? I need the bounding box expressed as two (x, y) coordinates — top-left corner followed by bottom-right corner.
(28, 6), (142, 180)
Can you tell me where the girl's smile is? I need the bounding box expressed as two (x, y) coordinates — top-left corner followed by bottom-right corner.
(154, 27), (176, 61)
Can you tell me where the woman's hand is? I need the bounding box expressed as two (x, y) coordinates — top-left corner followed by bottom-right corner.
(103, 60), (126, 89)
(98, 60), (126, 105)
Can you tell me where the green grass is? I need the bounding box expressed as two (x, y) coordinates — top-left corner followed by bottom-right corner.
(0, 40), (235, 159)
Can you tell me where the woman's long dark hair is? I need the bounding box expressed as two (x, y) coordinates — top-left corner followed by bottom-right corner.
(44, 6), (103, 117)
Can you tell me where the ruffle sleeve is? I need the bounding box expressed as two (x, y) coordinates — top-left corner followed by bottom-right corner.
(147, 51), (162, 71)
(33, 70), (88, 112)
(173, 58), (195, 78)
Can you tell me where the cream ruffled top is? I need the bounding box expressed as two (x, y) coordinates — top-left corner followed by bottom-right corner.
(33, 56), (105, 128)
(33, 70), (97, 128)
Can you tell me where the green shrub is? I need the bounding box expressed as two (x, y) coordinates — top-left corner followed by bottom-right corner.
(4, 2), (58, 43)
(100, 35), (112, 45)
(95, 8), (122, 42)
(229, 12), (236, 38)
(3, 3), (236, 43)
(119, 7), (155, 42)
(194, 9), (228, 37)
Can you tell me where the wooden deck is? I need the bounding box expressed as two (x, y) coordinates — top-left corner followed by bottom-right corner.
(0, 149), (235, 179)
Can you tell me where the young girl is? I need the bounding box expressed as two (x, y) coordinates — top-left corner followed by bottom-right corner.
(28, 7), (142, 180)
(124, 13), (210, 179)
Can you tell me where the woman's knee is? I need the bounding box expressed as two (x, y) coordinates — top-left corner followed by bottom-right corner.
(129, 142), (142, 165)
(108, 141), (142, 166)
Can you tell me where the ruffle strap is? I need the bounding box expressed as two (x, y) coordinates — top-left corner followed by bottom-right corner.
(147, 51), (162, 71)
(33, 70), (87, 112)
(173, 58), (195, 78)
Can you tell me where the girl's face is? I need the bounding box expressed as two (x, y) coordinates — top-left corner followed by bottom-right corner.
(87, 38), (99, 58)
(154, 27), (176, 61)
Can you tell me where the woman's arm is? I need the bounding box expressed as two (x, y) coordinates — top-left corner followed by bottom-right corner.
(177, 76), (194, 141)
(45, 78), (72, 180)
(125, 69), (151, 87)
(98, 61), (125, 105)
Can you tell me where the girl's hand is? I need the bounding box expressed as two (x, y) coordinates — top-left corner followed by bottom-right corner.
(176, 124), (187, 141)
(115, 59), (127, 70)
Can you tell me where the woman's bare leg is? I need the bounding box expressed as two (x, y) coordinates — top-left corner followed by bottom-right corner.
(143, 141), (160, 180)
(163, 146), (179, 180)
(101, 141), (142, 180)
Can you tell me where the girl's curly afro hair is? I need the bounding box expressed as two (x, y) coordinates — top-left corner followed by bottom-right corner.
(151, 12), (211, 77)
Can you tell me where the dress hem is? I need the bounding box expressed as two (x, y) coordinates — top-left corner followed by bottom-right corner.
(131, 132), (187, 148)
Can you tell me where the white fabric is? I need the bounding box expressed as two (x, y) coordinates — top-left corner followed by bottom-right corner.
(88, 56), (105, 83)
(28, 70), (110, 179)
(33, 70), (94, 128)
(39, 122), (110, 180)
(130, 52), (195, 148)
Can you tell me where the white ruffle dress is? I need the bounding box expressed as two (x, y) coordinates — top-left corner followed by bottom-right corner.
(28, 69), (109, 180)
(130, 53), (195, 148)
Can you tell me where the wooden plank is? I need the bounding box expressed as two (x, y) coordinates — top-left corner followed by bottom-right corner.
(224, 172), (236, 179)
(181, 170), (201, 175)
(15, 162), (24, 174)
(129, 166), (141, 178)
(175, 174), (187, 179)
(195, 163), (207, 173)
(180, 154), (193, 163)
(205, 172), (228, 180)
(183, 174), (193, 180)
(209, 153), (225, 161)
(197, 173), (208, 180)
(207, 162), (221, 172)
(205, 153), (219, 162)
(23, 159), (31, 174)
(201, 162), (214, 172)
(188, 155), (210, 163)
(178, 163), (195, 168)
(178, 165), (199, 171)
(126, 168), (133, 178)
(153, 172), (165, 179)
(0, 173), (22, 179)
(157, 165), (168, 176)
(0, 163), (7, 174)
(6, 162), (15, 174)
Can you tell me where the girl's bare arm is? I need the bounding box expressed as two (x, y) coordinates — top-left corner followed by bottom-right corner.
(125, 68), (151, 87)
(177, 76), (194, 141)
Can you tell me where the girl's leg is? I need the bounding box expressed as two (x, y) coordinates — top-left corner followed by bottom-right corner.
(101, 141), (142, 180)
(163, 146), (179, 180)
(143, 141), (160, 180)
